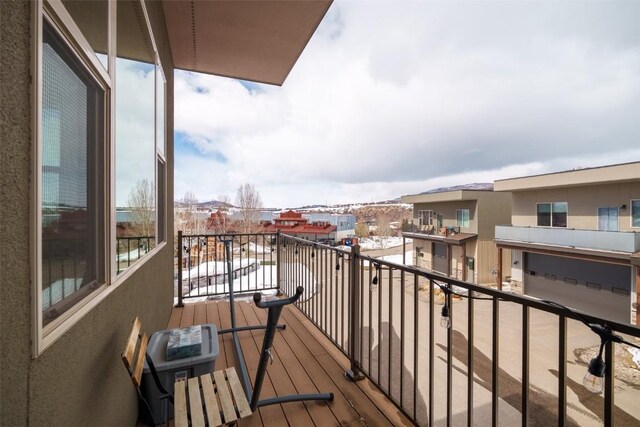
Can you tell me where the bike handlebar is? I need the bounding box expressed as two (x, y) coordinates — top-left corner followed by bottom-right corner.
(254, 287), (304, 309)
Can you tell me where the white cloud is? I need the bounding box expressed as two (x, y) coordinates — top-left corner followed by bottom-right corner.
(174, 1), (640, 207)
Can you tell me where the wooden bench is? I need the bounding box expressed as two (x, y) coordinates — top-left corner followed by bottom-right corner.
(174, 367), (252, 427)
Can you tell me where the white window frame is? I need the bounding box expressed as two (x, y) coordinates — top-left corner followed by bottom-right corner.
(631, 199), (640, 229)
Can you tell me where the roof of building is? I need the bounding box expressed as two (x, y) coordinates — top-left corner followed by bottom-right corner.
(400, 183), (498, 204)
(494, 161), (640, 192)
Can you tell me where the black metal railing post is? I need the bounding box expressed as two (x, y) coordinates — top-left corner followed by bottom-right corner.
(276, 230), (281, 294)
(345, 244), (364, 381)
(176, 230), (184, 307)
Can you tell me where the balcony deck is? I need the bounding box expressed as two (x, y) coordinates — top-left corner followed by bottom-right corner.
(168, 299), (413, 426)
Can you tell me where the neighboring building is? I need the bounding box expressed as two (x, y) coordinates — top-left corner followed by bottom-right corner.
(0, 1), (330, 425)
(401, 184), (512, 284)
(494, 162), (640, 325)
(262, 210), (338, 244)
(302, 213), (356, 240)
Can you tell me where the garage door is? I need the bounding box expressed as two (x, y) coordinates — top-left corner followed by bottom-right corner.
(524, 253), (631, 323)
(433, 243), (448, 274)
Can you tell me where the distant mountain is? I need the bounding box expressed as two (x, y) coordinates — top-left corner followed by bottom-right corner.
(418, 183), (493, 195)
(174, 199), (235, 209)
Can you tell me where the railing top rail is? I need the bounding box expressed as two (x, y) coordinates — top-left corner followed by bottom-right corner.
(179, 231), (277, 239)
(279, 234), (353, 256)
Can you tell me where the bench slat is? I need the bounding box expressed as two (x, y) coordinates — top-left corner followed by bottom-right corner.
(174, 380), (188, 427)
(225, 367), (252, 418)
(122, 317), (141, 369)
(213, 370), (237, 423)
(188, 377), (206, 427)
(201, 374), (223, 427)
(132, 332), (148, 387)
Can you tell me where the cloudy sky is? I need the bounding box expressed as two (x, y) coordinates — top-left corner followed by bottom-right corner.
(174, 1), (640, 208)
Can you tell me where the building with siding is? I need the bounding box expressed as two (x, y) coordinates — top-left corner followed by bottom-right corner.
(494, 161), (640, 325)
(401, 184), (512, 284)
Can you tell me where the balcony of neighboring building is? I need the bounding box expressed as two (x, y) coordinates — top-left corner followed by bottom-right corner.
(495, 225), (640, 257)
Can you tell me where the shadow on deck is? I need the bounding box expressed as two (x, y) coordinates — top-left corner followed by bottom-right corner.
(169, 298), (413, 426)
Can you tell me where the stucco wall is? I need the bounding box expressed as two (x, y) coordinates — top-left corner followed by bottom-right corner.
(1, 1), (33, 424)
(1, 1), (175, 425)
(511, 182), (640, 231)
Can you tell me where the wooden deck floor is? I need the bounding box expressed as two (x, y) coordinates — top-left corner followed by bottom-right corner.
(168, 298), (412, 426)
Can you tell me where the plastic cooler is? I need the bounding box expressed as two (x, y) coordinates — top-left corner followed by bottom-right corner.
(142, 323), (219, 422)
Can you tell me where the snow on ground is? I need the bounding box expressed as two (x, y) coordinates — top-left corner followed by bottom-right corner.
(360, 251), (414, 268)
(359, 236), (411, 251)
(232, 242), (274, 254)
(182, 258), (255, 278)
(178, 260), (318, 303)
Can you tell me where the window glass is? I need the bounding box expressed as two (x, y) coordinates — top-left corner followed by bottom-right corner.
(156, 64), (166, 157)
(552, 202), (567, 227)
(61, 0), (109, 71)
(157, 159), (166, 244)
(537, 203), (551, 226)
(632, 200), (640, 227)
(598, 207), (618, 231)
(115, 0), (156, 274)
(41, 20), (105, 326)
(456, 209), (470, 228)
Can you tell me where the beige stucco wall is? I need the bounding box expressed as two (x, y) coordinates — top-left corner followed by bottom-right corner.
(0, 1), (175, 425)
(511, 182), (640, 231)
(476, 191), (512, 238)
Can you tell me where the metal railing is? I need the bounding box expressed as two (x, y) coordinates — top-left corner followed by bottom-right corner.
(116, 235), (155, 273)
(175, 231), (640, 425)
(175, 231), (279, 305)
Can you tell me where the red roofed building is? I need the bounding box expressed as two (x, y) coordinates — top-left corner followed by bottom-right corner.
(262, 210), (337, 244)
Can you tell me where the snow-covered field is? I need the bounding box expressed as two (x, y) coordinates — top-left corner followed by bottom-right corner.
(358, 236), (411, 250)
(178, 259), (318, 303)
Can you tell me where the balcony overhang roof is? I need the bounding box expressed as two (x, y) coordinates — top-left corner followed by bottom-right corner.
(403, 231), (477, 246)
(400, 190), (487, 205)
(162, 0), (332, 86)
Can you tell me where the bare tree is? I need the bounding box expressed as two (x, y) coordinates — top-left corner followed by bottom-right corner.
(175, 191), (207, 235)
(235, 183), (262, 233)
(355, 222), (370, 238)
(127, 179), (154, 237)
(375, 214), (393, 252)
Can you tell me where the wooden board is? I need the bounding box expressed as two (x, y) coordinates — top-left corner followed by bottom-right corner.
(174, 380), (188, 427)
(201, 373), (223, 427)
(188, 376), (205, 427)
(214, 370), (237, 423)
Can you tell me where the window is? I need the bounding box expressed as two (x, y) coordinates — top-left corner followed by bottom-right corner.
(34, 0), (167, 354)
(418, 210), (434, 226)
(456, 209), (470, 228)
(61, 0), (109, 70)
(598, 207), (618, 231)
(41, 18), (105, 327)
(537, 202), (567, 227)
(632, 200), (640, 228)
(115, 0), (165, 273)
